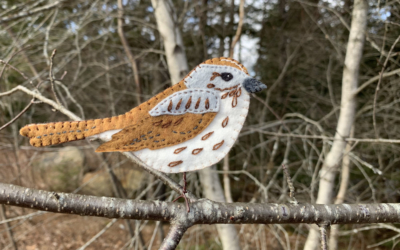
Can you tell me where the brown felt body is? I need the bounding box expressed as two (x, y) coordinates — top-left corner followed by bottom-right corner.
(95, 112), (216, 152)
(19, 57), (247, 151)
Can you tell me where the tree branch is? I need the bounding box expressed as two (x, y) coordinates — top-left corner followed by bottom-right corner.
(0, 1), (64, 23)
(2, 183), (400, 226)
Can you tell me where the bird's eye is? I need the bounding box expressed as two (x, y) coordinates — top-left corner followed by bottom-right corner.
(221, 72), (233, 81)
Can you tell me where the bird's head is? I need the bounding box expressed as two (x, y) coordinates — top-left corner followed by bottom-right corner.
(183, 57), (267, 94)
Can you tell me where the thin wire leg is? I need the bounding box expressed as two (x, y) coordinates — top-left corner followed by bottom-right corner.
(172, 172), (190, 212)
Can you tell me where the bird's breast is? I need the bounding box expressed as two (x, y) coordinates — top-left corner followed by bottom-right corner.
(134, 90), (250, 173)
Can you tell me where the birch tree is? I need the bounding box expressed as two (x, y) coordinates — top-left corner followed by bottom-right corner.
(304, 0), (368, 249)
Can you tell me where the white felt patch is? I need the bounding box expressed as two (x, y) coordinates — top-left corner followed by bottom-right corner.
(88, 129), (121, 141)
(184, 65), (249, 91)
(134, 89), (250, 173)
(149, 89), (219, 116)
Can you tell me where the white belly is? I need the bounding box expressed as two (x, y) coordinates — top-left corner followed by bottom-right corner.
(134, 91), (250, 173)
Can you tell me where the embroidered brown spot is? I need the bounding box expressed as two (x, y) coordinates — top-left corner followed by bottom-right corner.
(207, 83), (215, 88)
(174, 117), (184, 126)
(168, 100), (173, 112)
(205, 98), (210, 109)
(232, 96), (238, 107)
(213, 140), (224, 150)
(161, 120), (172, 128)
(229, 89), (236, 97)
(153, 120), (163, 126)
(221, 92), (229, 99)
(168, 161), (183, 167)
(176, 99), (182, 110)
(215, 84), (239, 91)
(210, 72), (220, 81)
(174, 147), (187, 154)
(222, 117), (229, 127)
(201, 131), (214, 140)
(236, 87), (242, 97)
(195, 97), (201, 109)
(192, 148), (203, 155)
(185, 96), (192, 109)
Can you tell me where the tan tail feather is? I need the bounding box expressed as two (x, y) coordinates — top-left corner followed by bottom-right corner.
(20, 114), (129, 147)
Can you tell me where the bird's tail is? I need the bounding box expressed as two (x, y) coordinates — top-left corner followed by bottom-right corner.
(20, 115), (128, 147)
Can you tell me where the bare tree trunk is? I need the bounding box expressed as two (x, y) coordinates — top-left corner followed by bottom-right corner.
(150, 2), (241, 249)
(329, 127), (354, 250)
(151, 0), (188, 85)
(199, 166), (241, 250)
(304, 1), (368, 249)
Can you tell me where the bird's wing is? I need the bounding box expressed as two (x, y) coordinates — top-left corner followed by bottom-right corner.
(95, 89), (219, 152)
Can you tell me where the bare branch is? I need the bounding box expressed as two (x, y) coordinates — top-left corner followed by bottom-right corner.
(159, 224), (188, 250)
(0, 1), (64, 23)
(117, 0), (142, 104)
(229, 0), (245, 58)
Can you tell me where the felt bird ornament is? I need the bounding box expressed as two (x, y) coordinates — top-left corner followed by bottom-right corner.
(20, 57), (266, 209)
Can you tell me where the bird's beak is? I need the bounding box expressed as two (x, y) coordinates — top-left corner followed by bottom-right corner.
(243, 78), (267, 93)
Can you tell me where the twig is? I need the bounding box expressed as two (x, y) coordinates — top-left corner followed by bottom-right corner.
(49, 49), (62, 108)
(255, 131), (400, 144)
(0, 85), (81, 120)
(282, 164), (297, 204)
(229, 0), (245, 58)
(0, 211), (45, 225)
(0, 205), (17, 250)
(43, 9), (58, 65)
(0, 59), (34, 85)
(77, 218), (117, 250)
(117, 0), (142, 104)
(0, 0), (64, 23)
(373, 34), (400, 139)
(0, 98), (34, 132)
(353, 68), (400, 96)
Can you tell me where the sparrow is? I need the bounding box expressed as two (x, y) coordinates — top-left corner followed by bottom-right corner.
(20, 57), (266, 206)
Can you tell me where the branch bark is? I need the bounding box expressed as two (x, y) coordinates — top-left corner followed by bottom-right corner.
(2, 183), (400, 226)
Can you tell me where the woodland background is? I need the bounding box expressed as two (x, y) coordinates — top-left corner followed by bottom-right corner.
(0, 0), (400, 249)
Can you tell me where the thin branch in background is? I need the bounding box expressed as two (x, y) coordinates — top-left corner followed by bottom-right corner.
(282, 163), (297, 204)
(0, 204), (17, 250)
(0, 58), (36, 132)
(117, 0), (142, 104)
(0, 59), (34, 86)
(77, 219), (117, 250)
(0, 45), (33, 83)
(372, 34), (400, 139)
(229, 0), (245, 58)
(257, 131), (400, 144)
(43, 9), (58, 65)
(0, 98), (33, 132)
(0, 0), (64, 23)
(49, 49), (62, 109)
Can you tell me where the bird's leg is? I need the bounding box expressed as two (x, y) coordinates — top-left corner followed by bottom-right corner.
(172, 172), (190, 212)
